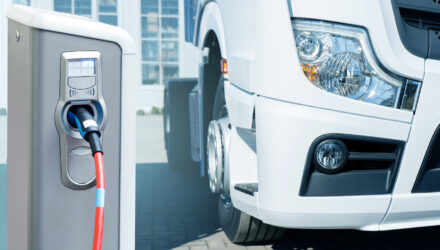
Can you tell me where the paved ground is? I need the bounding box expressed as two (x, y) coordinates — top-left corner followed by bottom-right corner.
(136, 114), (167, 163)
(2, 115), (440, 249)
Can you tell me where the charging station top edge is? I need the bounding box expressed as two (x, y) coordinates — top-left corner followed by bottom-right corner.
(6, 4), (136, 55)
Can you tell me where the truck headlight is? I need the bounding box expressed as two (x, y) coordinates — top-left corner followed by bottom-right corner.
(292, 20), (421, 111)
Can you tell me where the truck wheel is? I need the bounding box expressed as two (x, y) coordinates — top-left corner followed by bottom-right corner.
(211, 78), (285, 243)
(218, 198), (285, 243)
(164, 78), (198, 170)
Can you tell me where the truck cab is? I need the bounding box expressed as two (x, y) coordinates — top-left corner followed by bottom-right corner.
(164, 0), (440, 243)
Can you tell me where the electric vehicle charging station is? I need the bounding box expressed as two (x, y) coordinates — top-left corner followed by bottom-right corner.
(6, 5), (136, 250)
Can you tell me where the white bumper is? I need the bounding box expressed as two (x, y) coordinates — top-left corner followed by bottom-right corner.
(254, 96), (410, 230)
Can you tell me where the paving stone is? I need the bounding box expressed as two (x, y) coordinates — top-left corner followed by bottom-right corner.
(172, 246), (190, 250)
(190, 246), (209, 250)
(206, 239), (226, 249)
(247, 246), (269, 250)
(152, 239), (170, 249)
(185, 240), (207, 246)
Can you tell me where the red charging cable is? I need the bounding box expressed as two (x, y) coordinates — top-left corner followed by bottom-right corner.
(93, 152), (105, 250)
(68, 107), (106, 249)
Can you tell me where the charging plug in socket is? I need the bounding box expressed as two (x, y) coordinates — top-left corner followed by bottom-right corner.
(67, 105), (95, 129)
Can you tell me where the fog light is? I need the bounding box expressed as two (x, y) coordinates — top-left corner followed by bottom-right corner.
(313, 139), (348, 174)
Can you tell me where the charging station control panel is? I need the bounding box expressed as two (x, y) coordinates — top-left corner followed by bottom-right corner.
(67, 59), (97, 97)
(55, 51), (107, 190)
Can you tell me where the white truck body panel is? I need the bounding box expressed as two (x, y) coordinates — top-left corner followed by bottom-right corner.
(224, 81), (254, 129)
(380, 59), (440, 230)
(228, 126), (259, 218)
(185, 0), (440, 231)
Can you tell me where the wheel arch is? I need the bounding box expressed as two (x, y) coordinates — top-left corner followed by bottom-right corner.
(196, 1), (227, 59)
(193, 26), (227, 177)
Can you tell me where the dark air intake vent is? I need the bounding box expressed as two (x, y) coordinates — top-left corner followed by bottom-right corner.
(392, 0), (440, 59)
(400, 7), (440, 30)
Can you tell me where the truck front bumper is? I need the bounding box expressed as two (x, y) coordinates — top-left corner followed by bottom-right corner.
(254, 60), (440, 230)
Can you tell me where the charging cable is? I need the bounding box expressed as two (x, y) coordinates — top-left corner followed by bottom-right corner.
(67, 106), (105, 250)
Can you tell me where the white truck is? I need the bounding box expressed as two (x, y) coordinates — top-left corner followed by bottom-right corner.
(164, 0), (440, 243)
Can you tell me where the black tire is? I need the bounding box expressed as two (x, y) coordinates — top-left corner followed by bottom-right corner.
(213, 77), (285, 244)
(218, 197), (285, 244)
(212, 76), (227, 120)
(164, 78), (198, 170)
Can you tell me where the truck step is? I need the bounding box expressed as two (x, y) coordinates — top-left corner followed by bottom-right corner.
(236, 128), (256, 153)
(234, 183), (258, 196)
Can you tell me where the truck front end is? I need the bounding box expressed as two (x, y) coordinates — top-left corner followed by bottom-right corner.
(251, 0), (440, 230)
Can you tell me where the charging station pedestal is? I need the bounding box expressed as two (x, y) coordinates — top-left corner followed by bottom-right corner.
(7, 5), (137, 250)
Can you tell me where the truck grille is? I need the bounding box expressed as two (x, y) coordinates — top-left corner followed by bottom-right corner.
(400, 7), (440, 30)
(392, 0), (440, 59)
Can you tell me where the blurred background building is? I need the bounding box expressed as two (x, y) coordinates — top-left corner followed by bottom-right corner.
(0, 0), (199, 113)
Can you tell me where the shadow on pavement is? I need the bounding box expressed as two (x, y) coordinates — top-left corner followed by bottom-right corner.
(136, 163), (221, 249)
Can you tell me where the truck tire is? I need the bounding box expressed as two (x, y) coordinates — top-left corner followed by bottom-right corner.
(218, 198), (285, 243)
(212, 78), (285, 243)
(164, 78), (198, 170)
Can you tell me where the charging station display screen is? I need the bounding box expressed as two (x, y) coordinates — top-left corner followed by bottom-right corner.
(68, 59), (96, 77)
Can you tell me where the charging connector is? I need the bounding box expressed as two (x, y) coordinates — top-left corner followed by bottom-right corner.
(67, 106), (105, 250)
(67, 106), (103, 154)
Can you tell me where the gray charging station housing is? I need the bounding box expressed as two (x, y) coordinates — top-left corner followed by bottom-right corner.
(7, 5), (136, 250)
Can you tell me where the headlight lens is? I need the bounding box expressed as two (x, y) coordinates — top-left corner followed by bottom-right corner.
(293, 20), (421, 110)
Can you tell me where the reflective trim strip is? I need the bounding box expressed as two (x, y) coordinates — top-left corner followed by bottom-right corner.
(83, 119), (98, 128)
(96, 188), (105, 207)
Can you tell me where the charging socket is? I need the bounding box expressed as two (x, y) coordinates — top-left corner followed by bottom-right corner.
(61, 102), (105, 139)
(55, 51), (107, 190)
